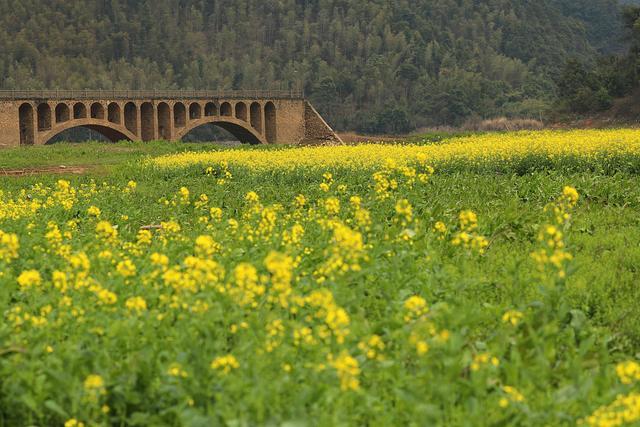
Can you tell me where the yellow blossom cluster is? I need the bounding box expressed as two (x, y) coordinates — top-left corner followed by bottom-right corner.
(358, 335), (386, 361)
(502, 310), (524, 326)
(152, 130), (640, 172)
(403, 296), (429, 322)
(125, 296), (147, 314)
(314, 221), (367, 283)
(211, 354), (240, 374)
(95, 220), (118, 243)
(580, 393), (640, 427)
(17, 270), (42, 289)
(329, 351), (361, 391)
(470, 353), (500, 372)
(230, 262), (265, 307)
(531, 187), (580, 279)
(579, 361), (640, 426)
(616, 361), (640, 385)
(499, 385), (525, 408)
(167, 363), (189, 378)
(0, 229), (19, 263)
(83, 374), (106, 403)
(451, 210), (489, 254)
(205, 160), (233, 185)
(433, 221), (447, 240)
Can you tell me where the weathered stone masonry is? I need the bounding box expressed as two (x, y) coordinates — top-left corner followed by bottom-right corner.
(0, 90), (342, 147)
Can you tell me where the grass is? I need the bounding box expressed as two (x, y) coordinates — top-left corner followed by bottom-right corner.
(0, 141), (241, 169)
(1, 132), (640, 426)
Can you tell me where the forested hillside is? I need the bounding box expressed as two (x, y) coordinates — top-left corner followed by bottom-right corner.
(0, 0), (630, 131)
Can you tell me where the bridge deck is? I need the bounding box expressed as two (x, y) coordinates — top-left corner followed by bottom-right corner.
(0, 89), (304, 100)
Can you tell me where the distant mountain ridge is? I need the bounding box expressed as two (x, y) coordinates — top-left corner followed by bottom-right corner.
(0, 0), (632, 130)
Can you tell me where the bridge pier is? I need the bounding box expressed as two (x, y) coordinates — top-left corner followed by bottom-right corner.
(0, 91), (342, 147)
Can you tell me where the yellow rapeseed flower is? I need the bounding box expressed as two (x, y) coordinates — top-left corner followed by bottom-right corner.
(358, 334), (386, 361)
(151, 130), (640, 172)
(84, 374), (105, 391)
(404, 295), (428, 322)
(0, 229), (20, 262)
(211, 354), (240, 374)
(502, 310), (524, 326)
(194, 235), (220, 257)
(580, 392), (640, 427)
(329, 351), (360, 391)
(95, 220), (118, 242)
(17, 270), (42, 289)
(116, 259), (137, 277)
(87, 205), (101, 217)
(616, 361), (640, 385)
(167, 363), (188, 378)
(125, 296), (147, 313)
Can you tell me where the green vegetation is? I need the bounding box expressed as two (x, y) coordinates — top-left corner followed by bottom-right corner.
(0, 142), (228, 169)
(1, 136), (640, 425)
(0, 0), (634, 131)
(555, 4), (640, 115)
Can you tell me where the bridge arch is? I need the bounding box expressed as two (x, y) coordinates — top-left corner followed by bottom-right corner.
(189, 103), (202, 120)
(174, 102), (186, 128)
(37, 103), (52, 131)
(140, 102), (154, 141)
(158, 102), (171, 140)
(39, 118), (137, 145)
(265, 101), (277, 143)
(250, 102), (262, 132)
(19, 103), (35, 145)
(235, 102), (247, 121)
(74, 103), (87, 119)
(108, 103), (121, 124)
(90, 103), (105, 120)
(205, 102), (217, 116)
(55, 103), (70, 123)
(124, 102), (137, 134)
(175, 116), (266, 145)
(220, 102), (232, 117)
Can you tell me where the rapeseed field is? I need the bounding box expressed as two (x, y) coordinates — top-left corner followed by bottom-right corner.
(1, 129), (640, 426)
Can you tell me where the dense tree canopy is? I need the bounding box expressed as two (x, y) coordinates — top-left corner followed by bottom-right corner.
(0, 0), (630, 130)
(555, 3), (640, 115)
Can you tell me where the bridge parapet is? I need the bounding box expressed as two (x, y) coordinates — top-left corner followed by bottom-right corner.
(0, 91), (341, 147)
(0, 89), (304, 101)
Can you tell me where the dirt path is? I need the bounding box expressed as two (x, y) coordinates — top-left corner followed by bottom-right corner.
(0, 165), (91, 176)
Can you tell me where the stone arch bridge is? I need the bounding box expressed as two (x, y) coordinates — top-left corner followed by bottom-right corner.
(0, 90), (342, 147)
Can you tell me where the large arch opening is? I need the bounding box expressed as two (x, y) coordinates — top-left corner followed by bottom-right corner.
(108, 103), (121, 124)
(55, 103), (70, 123)
(181, 123), (242, 145)
(158, 102), (171, 140)
(189, 103), (202, 120)
(19, 103), (35, 146)
(141, 102), (154, 141)
(124, 102), (137, 135)
(45, 124), (133, 145)
(250, 102), (262, 133)
(37, 103), (52, 131)
(205, 102), (217, 117)
(91, 103), (105, 120)
(235, 102), (248, 121)
(178, 120), (264, 145)
(220, 102), (232, 117)
(174, 102), (186, 128)
(265, 102), (277, 143)
(73, 103), (87, 119)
